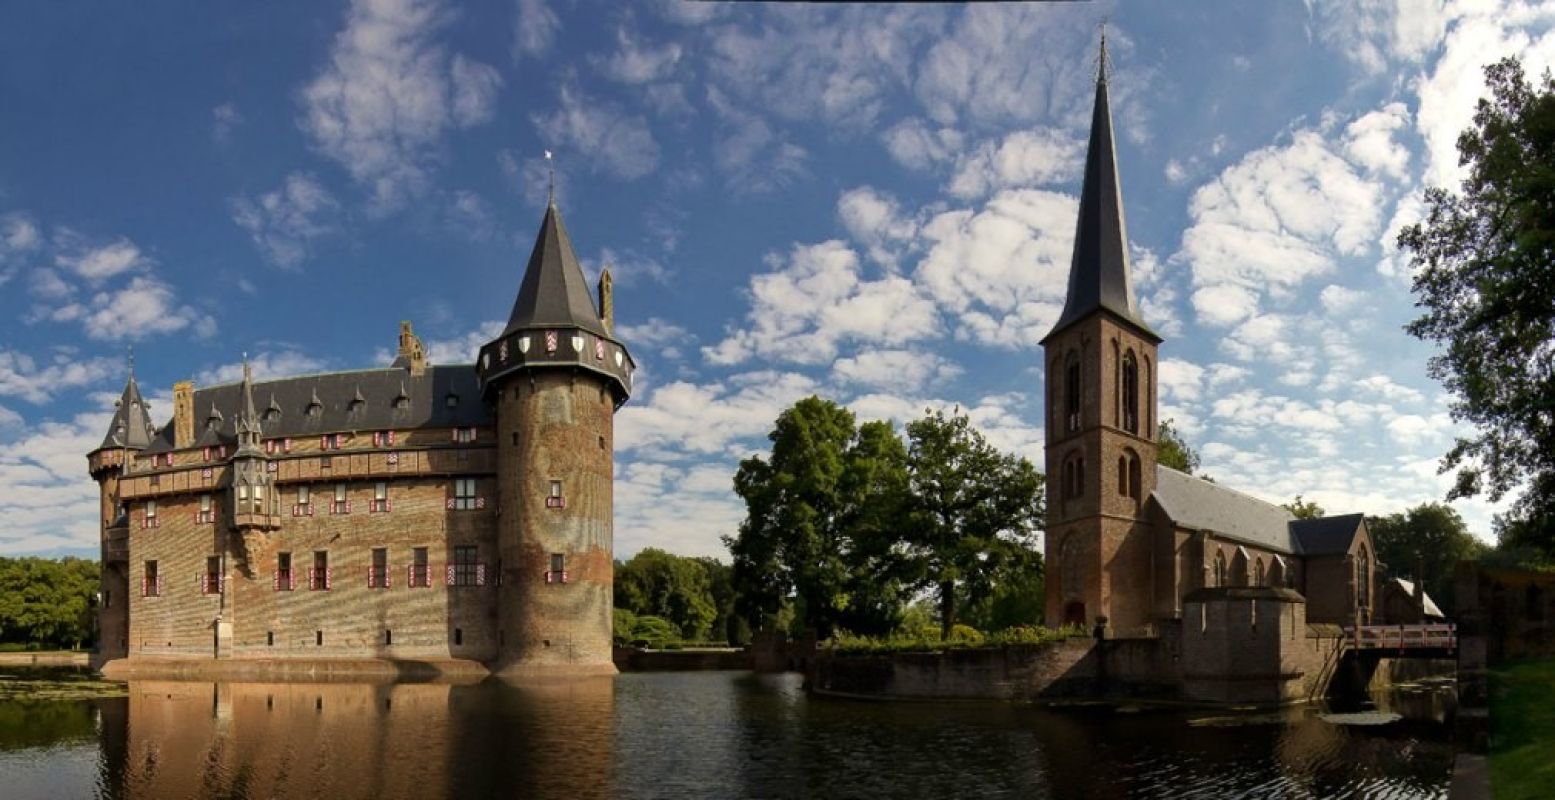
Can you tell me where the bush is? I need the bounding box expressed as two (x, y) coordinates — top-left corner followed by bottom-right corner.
(612, 608), (637, 644)
(828, 624), (1086, 655)
(628, 615), (678, 649)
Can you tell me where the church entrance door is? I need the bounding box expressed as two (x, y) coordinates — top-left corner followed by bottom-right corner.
(1063, 602), (1086, 627)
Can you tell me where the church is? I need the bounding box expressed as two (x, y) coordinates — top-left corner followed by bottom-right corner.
(1039, 42), (1437, 638)
(89, 200), (634, 675)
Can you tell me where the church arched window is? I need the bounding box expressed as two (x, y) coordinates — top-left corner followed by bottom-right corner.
(1356, 545), (1371, 610)
(1065, 352), (1081, 432)
(1212, 550), (1227, 587)
(1119, 449), (1142, 503)
(1122, 350), (1139, 434)
(1255, 557), (1266, 586)
(1117, 456), (1128, 497)
(1144, 355), (1153, 436)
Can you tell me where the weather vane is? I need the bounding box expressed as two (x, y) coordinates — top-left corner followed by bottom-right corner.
(127, 344), (134, 378)
(1097, 19), (1111, 83)
(545, 149), (555, 204)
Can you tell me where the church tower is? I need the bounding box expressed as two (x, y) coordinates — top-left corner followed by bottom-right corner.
(1042, 37), (1163, 634)
(477, 201), (635, 674)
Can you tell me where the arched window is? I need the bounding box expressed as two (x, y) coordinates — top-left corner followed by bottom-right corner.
(1065, 352), (1081, 432)
(1144, 355), (1154, 436)
(1121, 350), (1139, 434)
(1231, 548), (1249, 587)
(1255, 558), (1266, 586)
(1117, 456), (1128, 497)
(1356, 546), (1371, 610)
(1111, 339), (1121, 427)
(1269, 556), (1286, 588)
(1129, 453), (1142, 500)
(1213, 550), (1227, 587)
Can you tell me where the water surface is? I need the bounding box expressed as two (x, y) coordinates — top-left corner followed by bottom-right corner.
(0, 670), (1454, 799)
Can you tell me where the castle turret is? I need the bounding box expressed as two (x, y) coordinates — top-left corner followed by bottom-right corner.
(88, 366), (155, 664)
(230, 359), (280, 532)
(1041, 36), (1165, 634)
(478, 202), (635, 674)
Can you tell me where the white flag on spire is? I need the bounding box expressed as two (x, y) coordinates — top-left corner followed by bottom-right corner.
(544, 150), (552, 160)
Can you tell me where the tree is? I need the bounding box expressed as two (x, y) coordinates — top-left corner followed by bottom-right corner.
(1283, 495), (1325, 520)
(1368, 503), (1488, 616)
(614, 549), (717, 640)
(726, 397), (910, 638)
(0, 557), (99, 650)
(1157, 419), (1203, 476)
(901, 409), (1045, 639)
(1397, 56), (1555, 554)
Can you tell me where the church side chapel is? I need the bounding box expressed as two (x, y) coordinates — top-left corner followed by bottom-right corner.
(1040, 39), (1440, 638)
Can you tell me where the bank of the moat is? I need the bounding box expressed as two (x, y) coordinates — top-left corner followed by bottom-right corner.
(0, 670), (1455, 799)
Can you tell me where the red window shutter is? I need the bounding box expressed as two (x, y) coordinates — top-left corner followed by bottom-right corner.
(289, 571), (297, 591)
(469, 428), (476, 442)
(326, 567), (333, 590)
(446, 565), (456, 586)
(384, 499), (392, 512)
(366, 565), (373, 588)
(273, 571), (279, 591)
(387, 431), (395, 446)
(451, 429), (459, 443)
(284, 438), (293, 452)
(445, 497), (455, 510)
(372, 432), (380, 447)
(476, 564), (486, 587)
(385, 566), (392, 588)
(475, 496), (485, 510)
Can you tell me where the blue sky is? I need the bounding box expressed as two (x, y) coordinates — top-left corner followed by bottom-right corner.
(3, 0), (1553, 558)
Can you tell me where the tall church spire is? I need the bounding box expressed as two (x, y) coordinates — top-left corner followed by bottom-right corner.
(500, 203), (610, 340)
(1043, 33), (1158, 344)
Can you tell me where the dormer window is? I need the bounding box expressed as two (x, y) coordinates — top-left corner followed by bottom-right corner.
(263, 407), (281, 422)
(306, 401), (322, 417)
(445, 393), (459, 408)
(394, 396), (410, 410)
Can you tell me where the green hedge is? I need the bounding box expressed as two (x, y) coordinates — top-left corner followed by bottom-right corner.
(827, 624), (1087, 655)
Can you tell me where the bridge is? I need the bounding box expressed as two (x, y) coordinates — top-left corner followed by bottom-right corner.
(1314, 623), (1457, 701)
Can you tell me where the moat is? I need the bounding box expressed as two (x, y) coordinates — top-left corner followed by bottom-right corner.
(0, 670), (1455, 799)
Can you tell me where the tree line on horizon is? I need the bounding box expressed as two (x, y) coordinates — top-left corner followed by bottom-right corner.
(0, 557), (98, 651)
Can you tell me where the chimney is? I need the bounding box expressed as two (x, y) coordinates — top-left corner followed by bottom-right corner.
(173, 380), (195, 449)
(397, 321), (427, 377)
(597, 268), (614, 334)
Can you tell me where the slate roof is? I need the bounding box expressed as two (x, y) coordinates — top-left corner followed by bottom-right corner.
(501, 203), (609, 340)
(1391, 577), (1446, 618)
(1152, 466), (1300, 554)
(96, 373), (157, 452)
(142, 364), (488, 453)
(1043, 37), (1158, 344)
(1289, 513), (1366, 556)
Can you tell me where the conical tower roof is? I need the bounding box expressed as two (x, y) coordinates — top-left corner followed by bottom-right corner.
(1043, 37), (1159, 344)
(98, 371), (155, 451)
(501, 203), (609, 339)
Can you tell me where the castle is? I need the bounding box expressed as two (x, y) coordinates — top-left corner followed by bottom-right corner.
(1040, 40), (1442, 699)
(88, 201), (633, 675)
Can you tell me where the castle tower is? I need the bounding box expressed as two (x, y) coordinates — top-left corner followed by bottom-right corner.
(477, 201), (635, 674)
(1041, 37), (1163, 634)
(88, 367), (156, 663)
(230, 359), (280, 533)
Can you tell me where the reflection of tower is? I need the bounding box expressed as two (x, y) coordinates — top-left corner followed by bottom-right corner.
(1042, 36), (1162, 634)
(88, 367), (155, 663)
(478, 200), (635, 674)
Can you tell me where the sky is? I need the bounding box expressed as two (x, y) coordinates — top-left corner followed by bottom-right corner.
(2, 0), (1553, 559)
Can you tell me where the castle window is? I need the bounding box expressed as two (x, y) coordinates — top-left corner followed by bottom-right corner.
(1122, 351), (1139, 435)
(202, 556), (223, 596)
(547, 553), (569, 584)
(150, 474), (160, 488)
(409, 547), (430, 588)
(372, 430), (396, 447)
(394, 396), (409, 410)
(306, 400), (322, 417)
(1213, 550), (1227, 587)
(369, 548), (390, 589)
(143, 500), (159, 529)
(451, 545), (482, 587)
(370, 481), (390, 513)
(546, 480), (565, 509)
(197, 494), (214, 524)
(251, 484), (265, 514)
(310, 551), (332, 591)
(276, 552), (294, 591)
(454, 427), (476, 443)
(295, 485), (312, 516)
(263, 407), (280, 422)
(331, 483), (350, 515)
(238, 483), (249, 508)
(1064, 353), (1081, 433)
(452, 478), (479, 510)
(445, 393), (459, 408)
(153, 452), (173, 467)
(142, 560), (160, 597)
(321, 433), (342, 450)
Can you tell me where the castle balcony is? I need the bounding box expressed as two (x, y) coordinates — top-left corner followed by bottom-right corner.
(232, 512), (282, 532)
(104, 525), (129, 563)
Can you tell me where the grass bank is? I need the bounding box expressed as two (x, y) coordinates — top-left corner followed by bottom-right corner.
(1489, 658), (1555, 799)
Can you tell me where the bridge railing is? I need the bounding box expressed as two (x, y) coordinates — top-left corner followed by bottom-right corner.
(1343, 623), (1456, 651)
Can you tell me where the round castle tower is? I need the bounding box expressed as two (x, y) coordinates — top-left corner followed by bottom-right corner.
(87, 367), (157, 664)
(477, 202), (634, 674)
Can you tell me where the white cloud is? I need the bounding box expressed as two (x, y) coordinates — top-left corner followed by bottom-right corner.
(588, 247), (671, 286)
(1164, 158), (1188, 184)
(1343, 102), (1411, 179)
(837, 186), (920, 269)
(913, 5), (1095, 127)
(617, 370), (821, 457)
(54, 235), (148, 282)
(595, 26), (683, 83)
(1179, 128), (1387, 328)
(1304, 0), (1450, 74)
(947, 128), (1083, 199)
(832, 349), (963, 392)
(615, 317), (691, 360)
(79, 276), (217, 341)
(704, 87), (807, 192)
(0, 212), (42, 264)
(230, 172), (340, 268)
(881, 118), (965, 171)
(0, 408), (114, 555)
(0, 350), (117, 404)
(704, 240), (939, 366)
(535, 86), (661, 180)
(914, 188), (1076, 348)
(513, 0), (560, 58)
(300, 0), (503, 210)
(195, 351), (331, 386)
(409, 320), (504, 366)
(212, 102), (242, 142)
(1318, 284), (1367, 315)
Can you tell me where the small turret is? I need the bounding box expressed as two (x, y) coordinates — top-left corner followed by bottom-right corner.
(394, 321), (427, 377)
(230, 358), (279, 531)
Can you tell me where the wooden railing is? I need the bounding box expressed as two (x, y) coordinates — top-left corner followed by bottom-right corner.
(1343, 623), (1456, 651)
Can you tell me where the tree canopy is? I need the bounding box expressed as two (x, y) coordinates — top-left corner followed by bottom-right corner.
(1283, 495), (1326, 520)
(1157, 419), (1204, 476)
(0, 557), (99, 650)
(1397, 56), (1555, 554)
(1368, 502), (1488, 615)
(726, 398), (1045, 640)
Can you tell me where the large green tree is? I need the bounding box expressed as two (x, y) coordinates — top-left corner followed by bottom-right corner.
(1368, 503), (1488, 616)
(1283, 495), (1326, 520)
(726, 397), (909, 637)
(1397, 56), (1555, 553)
(901, 409), (1045, 639)
(0, 557), (99, 650)
(613, 548), (717, 639)
(1157, 419), (1204, 477)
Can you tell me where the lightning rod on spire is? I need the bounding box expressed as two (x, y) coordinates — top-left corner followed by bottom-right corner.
(545, 150), (555, 205)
